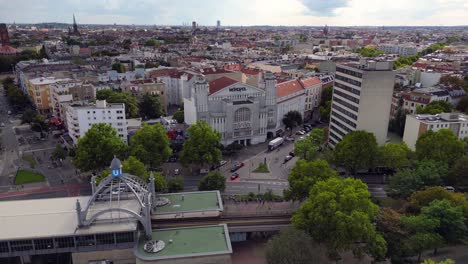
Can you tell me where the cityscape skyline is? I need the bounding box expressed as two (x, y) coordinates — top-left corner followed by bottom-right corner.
(1, 0), (468, 27)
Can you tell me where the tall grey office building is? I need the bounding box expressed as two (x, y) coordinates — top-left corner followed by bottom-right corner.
(328, 59), (395, 146)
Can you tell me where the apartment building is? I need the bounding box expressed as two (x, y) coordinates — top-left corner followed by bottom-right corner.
(300, 77), (322, 120)
(26, 77), (71, 114)
(276, 80), (306, 129)
(328, 60), (395, 146)
(50, 80), (95, 121)
(403, 113), (468, 150)
(65, 100), (127, 145)
(378, 44), (418, 56)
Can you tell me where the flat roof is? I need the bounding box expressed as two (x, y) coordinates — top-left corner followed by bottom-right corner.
(154, 191), (223, 214)
(0, 196), (137, 241)
(135, 225), (232, 260)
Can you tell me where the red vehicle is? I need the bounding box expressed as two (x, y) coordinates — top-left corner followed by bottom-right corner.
(230, 173), (240, 180)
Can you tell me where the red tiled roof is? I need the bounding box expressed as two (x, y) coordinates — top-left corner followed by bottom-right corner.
(208, 76), (238, 95)
(241, 67), (260, 75)
(149, 68), (177, 78)
(199, 68), (232, 75)
(277, 80), (304, 98)
(300, 77), (321, 87)
(0, 45), (17, 54)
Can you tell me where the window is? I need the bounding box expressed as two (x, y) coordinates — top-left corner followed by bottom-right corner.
(93, 111), (95, 114)
(10, 240), (33, 252)
(332, 104), (358, 120)
(334, 82), (360, 95)
(77, 235), (95, 247)
(116, 232), (134, 243)
(34, 239), (54, 250)
(55, 237), (75, 248)
(96, 233), (115, 245)
(117, 122), (123, 126)
(331, 111), (357, 128)
(0, 241), (9, 253)
(335, 74), (361, 87)
(336, 67), (363, 78)
(87, 111), (90, 114)
(118, 128), (123, 132)
(117, 116), (124, 120)
(234, 107), (251, 122)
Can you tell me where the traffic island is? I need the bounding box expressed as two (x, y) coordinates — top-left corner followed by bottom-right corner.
(252, 163), (269, 173)
(14, 169), (45, 185)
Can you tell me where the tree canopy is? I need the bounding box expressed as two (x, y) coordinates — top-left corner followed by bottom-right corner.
(448, 156), (468, 189)
(284, 159), (337, 201)
(415, 129), (464, 167)
(168, 177), (184, 193)
(334, 131), (378, 175)
(378, 142), (413, 170)
(179, 121), (221, 167)
(198, 171), (226, 191)
(173, 109), (184, 124)
(294, 128), (324, 161)
(52, 144), (67, 161)
(122, 156), (149, 181)
(292, 177), (382, 258)
(282, 111), (303, 134)
(130, 123), (172, 167)
(416, 100), (453, 115)
(387, 160), (448, 198)
(96, 90), (139, 118)
(73, 123), (127, 171)
(456, 95), (468, 114)
(265, 227), (327, 264)
(139, 94), (163, 119)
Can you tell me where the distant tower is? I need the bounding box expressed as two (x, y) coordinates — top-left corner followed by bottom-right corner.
(0, 23), (10, 46)
(323, 24), (329, 37)
(217, 20), (221, 28)
(192, 21), (197, 30)
(69, 14), (80, 36)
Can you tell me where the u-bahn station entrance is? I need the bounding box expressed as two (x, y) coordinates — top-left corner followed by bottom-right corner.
(0, 157), (232, 264)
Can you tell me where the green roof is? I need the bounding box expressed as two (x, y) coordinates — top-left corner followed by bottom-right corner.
(135, 225), (232, 260)
(155, 191), (222, 214)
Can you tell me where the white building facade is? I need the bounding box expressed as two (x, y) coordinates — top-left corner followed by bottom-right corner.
(65, 100), (127, 145)
(328, 60), (396, 146)
(403, 113), (468, 150)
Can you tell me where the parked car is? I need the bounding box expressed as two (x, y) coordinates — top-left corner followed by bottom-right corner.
(445, 186), (455, 192)
(285, 136), (295, 141)
(230, 162), (245, 172)
(284, 155), (293, 163)
(289, 151), (295, 157)
(167, 156), (178, 162)
(230, 173), (240, 180)
(296, 130), (306, 135)
(211, 160), (228, 170)
(174, 169), (180, 175)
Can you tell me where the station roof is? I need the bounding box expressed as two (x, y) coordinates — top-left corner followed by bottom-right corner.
(154, 191), (223, 214)
(0, 196), (137, 241)
(135, 225), (232, 260)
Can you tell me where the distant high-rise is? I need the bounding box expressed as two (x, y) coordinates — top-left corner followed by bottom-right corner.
(192, 21), (197, 30)
(0, 23), (10, 46)
(217, 20), (221, 28)
(328, 60), (396, 146)
(323, 25), (329, 36)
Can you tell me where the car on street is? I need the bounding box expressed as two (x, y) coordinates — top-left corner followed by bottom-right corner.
(230, 173), (240, 180)
(303, 125), (312, 131)
(296, 130), (306, 135)
(284, 155), (293, 163)
(211, 160), (228, 170)
(285, 136), (295, 141)
(230, 162), (244, 172)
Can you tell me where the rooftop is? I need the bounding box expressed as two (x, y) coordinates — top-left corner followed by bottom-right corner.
(276, 79), (304, 98)
(154, 191), (222, 214)
(0, 196), (137, 241)
(208, 76), (239, 95)
(135, 225), (232, 261)
(414, 113), (468, 123)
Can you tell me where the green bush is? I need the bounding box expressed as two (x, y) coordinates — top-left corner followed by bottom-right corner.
(15, 170), (45, 185)
(253, 163), (269, 173)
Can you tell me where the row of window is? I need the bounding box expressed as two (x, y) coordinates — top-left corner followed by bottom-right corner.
(330, 124), (346, 137)
(329, 131), (341, 142)
(331, 110), (357, 128)
(0, 232), (134, 253)
(336, 67), (363, 78)
(332, 104), (358, 121)
(333, 97), (359, 113)
(335, 74), (362, 87)
(334, 90), (360, 105)
(330, 117), (353, 133)
(335, 82), (361, 96)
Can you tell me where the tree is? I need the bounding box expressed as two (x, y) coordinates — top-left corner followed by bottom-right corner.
(334, 131), (378, 175)
(139, 94), (163, 119)
(387, 160), (448, 198)
(173, 109), (184, 124)
(415, 129), (464, 167)
(357, 46), (384, 57)
(144, 39), (159, 47)
(107, 91), (139, 118)
(153, 172), (168, 193)
(448, 156), (468, 188)
(265, 227), (327, 264)
(409, 187), (468, 218)
(130, 123), (172, 167)
(401, 215), (443, 262)
(122, 156), (149, 181)
(73, 124), (127, 172)
(376, 208), (410, 262)
(456, 95), (468, 114)
(284, 159), (337, 201)
(389, 108), (409, 137)
(294, 129), (324, 161)
(96, 89), (115, 100)
(416, 101), (453, 115)
(320, 86), (333, 107)
(378, 142), (412, 170)
(421, 199), (467, 244)
(145, 62), (159, 69)
(21, 109), (37, 124)
(179, 121), (221, 167)
(198, 171), (226, 191)
(111, 63), (125, 73)
(319, 101), (331, 121)
(51, 144), (67, 161)
(168, 177), (184, 192)
(282, 111), (302, 134)
(292, 177), (381, 259)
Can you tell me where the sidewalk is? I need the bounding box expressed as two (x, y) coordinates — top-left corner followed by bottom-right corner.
(0, 183), (88, 199)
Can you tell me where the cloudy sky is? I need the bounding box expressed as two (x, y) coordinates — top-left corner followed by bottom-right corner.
(0, 0), (467, 26)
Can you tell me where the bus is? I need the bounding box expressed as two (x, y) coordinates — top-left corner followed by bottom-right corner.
(268, 137), (284, 151)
